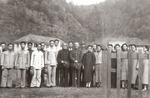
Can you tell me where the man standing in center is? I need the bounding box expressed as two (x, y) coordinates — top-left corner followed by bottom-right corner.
(57, 43), (70, 87)
(70, 42), (82, 87)
(45, 40), (57, 87)
(30, 44), (44, 87)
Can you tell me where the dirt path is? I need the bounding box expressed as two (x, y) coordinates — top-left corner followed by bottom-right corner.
(0, 87), (148, 98)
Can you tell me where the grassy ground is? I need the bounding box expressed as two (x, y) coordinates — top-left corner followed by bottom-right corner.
(0, 87), (149, 98)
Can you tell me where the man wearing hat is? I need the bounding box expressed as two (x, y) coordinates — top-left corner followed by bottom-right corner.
(57, 43), (70, 87)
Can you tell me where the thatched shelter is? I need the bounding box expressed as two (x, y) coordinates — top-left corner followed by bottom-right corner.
(14, 34), (64, 45)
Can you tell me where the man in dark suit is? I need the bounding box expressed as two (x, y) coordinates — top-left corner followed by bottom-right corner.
(57, 43), (70, 87)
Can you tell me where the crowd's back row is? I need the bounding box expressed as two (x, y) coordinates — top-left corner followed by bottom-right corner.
(0, 41), (149, 90)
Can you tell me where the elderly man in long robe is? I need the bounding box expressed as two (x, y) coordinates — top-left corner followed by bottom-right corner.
(82, 45), (96, 88)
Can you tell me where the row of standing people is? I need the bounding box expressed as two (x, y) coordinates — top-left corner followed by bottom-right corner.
(0, 41), (103, 88)
(107, 44), (150, 91)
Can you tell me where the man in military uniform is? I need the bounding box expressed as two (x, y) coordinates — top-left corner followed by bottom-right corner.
(1, 43), (16, 88)
(70, 42), (82, 87)
(57, 43), (70, 87)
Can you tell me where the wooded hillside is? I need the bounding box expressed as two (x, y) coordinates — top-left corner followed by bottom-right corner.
(0, 0), (150, 44)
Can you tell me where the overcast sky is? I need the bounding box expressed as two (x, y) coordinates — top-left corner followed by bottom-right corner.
(66, 0), (106, 5)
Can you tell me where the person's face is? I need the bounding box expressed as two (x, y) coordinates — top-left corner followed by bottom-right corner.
(41, 43), (45, 49)
(8, 45), (13, 51)
(131, 46), (136, 51)
(68, 43), (73, 48)
(123, 45), (128, 51)
(55, 41), (59, 46)
(28, 44), (32, 49)
(49, 41), (54, 47)
(37, 45), (41, 51)
(62, 43), (67, 49)
(21, 43), (25, 49)
(108, 45), (113, 50)
(88, 46), (92, 52)
(143, 47), (148, 52)
(82, 44), (85, 48)
(93, 45), (97, 49)
(74, 42), (79, 49)
(1, 44), (6, 50)
(97, 46), (102, 51)
(115, 45), (120, 50)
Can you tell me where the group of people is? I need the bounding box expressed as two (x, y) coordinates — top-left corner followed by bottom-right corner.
(107, 43), (150, 91)
(0, 40), (102, 88)
(0, 40), (149, 91)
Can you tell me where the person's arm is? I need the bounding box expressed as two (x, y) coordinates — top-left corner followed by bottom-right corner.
(15, 52), (19, 68)
(57, 50), (62, 64)
(70, 51), (76, 63)
(82, 53), (85, 69)
(79, 50), (83, 63)
(41, 53), (44, 68)
(93, 53), (96, 70)
(30, 52), (34, 68)
(27, 52), (30, 68)
(45, 50), (48, 66)
(136, 52), (139, 70)
(1, 52), (4, 69)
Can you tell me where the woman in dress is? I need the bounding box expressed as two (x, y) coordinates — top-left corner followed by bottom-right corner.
(142, 46), (149, 91)
(82, 45), (96, 88)
(121, 43), (128, 89)
(130, 44), (139, 89)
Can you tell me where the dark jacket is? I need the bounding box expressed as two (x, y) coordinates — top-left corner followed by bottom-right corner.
(57, 49), (70, 68)
(70, 48), (82, 69)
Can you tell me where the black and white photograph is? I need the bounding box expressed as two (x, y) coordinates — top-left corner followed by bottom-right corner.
(0, 0), (150, 98)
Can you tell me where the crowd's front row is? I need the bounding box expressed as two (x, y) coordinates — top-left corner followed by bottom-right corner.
(0, 40), (102, 88)
(0, 41), (149, 91)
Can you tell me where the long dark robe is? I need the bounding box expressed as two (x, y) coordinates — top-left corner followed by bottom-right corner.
(82, 51), (96, 82)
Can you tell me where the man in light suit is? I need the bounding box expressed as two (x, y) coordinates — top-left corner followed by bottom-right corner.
(45, 40), (57, 87)
(1, 43), (16, 88)
(0, 42), (6, 86)
(30, 44), (44, 87)
(15, 42), (30, 88)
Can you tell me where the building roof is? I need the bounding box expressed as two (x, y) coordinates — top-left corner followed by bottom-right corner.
(14, 34), (64, 45)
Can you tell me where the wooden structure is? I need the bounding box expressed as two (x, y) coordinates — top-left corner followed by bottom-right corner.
(102, 48), (150, 98)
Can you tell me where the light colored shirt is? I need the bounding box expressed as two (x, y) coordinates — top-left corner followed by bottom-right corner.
(45, 46), (57, 65)
(31, 50), (44, 69)
(1, 51), (16, 68)
(15, 49), (30, 69)
(94, 51), (102, 64)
